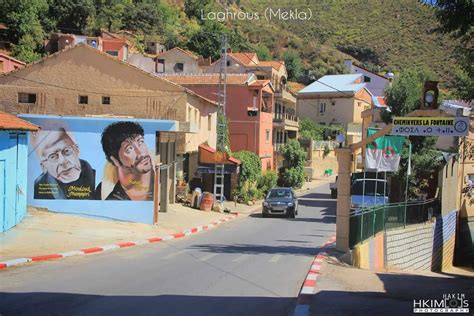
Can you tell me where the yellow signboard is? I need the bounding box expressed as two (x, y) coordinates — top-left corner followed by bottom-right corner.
(392, 116), (469, 136)
(393, 117), (456, 126)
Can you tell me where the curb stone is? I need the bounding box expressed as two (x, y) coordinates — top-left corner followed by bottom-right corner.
(0, 214), (238, 271)
(293, 234), (336, 316)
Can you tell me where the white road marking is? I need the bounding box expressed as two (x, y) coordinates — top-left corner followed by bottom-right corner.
(269, 255), (282, 263)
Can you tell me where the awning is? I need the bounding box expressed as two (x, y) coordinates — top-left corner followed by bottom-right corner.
(198, 144), (241, 165)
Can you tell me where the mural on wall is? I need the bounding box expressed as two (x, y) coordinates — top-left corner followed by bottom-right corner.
(20, 114), (178, 224)
(32, 126), (96, 199)
(31, 121), (154, 201)
(96, 121), (154, 201)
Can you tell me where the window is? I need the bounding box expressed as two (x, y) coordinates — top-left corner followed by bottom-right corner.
(78, 95), (88, 105)
(194, 109), (198, 124)
(18, 92), (37, 104)
(331, 101), (336, 106)
(266, 129), (270, 144)
(364, 75), (371, 83)
(208, 115), (212, 131)
(226, 60), (231, 67)
(188, 107), (192, 121)
(102, 96), (111, 105)
(319, 102), (326, 114)
(106, 51), (119, 57)
(156, 59), (165, 73)
(175, 63), (184, 73)
(358, 102), (362, 107)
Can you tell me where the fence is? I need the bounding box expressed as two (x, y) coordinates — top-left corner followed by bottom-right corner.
(349, 198), (440, 248)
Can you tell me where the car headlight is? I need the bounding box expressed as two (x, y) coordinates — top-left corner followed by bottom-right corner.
(263, 201), (269, 207)
(287, 202), (294, 207)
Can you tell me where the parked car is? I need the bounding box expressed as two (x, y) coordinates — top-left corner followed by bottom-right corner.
(350, 178), (389, 211)
(262, 187), (298, 218)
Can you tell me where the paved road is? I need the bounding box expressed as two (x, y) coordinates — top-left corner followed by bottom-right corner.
(0, 184), (336, 316)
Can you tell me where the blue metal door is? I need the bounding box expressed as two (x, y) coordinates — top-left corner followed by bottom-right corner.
(0, 132), (27, 232)
(0, 160), (5, 232)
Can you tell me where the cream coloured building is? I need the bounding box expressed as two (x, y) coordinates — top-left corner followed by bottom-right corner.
(297, 74), (373, 145)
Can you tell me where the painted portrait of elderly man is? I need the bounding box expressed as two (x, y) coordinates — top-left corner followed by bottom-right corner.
(96, 121), (154, 201)
(31, 126), (96, 200)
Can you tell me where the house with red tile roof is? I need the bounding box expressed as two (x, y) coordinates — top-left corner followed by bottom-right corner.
(160, 72), (275, 172)
(203, 49), (298, 168)
(0, 53), (26, 74)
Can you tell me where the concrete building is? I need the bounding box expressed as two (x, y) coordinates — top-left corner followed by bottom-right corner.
(344, 59), (391, 97)
(0, 53), (26, 74)
(160, 73), (275, 171)
(155, 47), (202, 74)
(297, 74), (374, 145)
(0, 111), (38, 232)
(45, 33), (129, 61)
(203, 51), (297, 166)
(0, 44), (218, 221)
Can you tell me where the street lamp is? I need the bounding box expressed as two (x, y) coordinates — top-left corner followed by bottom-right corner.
(336, 134), (345, 148)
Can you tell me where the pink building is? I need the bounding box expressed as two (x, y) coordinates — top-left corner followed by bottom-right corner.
(0, 53), (26, 74)
(160, 73), (275, 171)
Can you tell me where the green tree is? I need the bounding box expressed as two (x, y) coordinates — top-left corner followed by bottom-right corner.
(0, 0), (49, 63)
(184, 0), (210, 20)
(281, 49), (303, 81)
(254, 45), (271, 61)
(278, 140), (306, 188)
(47, 0), (96, 34)
(122, 1), (163, 35)
(432, 0), (473, 99)
(187, 20), (224, 60)
(233, 151), (261, 184)
(382, 70), (442, 200)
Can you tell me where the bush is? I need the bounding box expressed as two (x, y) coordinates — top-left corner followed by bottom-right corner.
(257, 171), (278, 195)
(233, 151), (261, 184)
(278, 140), (306, 188)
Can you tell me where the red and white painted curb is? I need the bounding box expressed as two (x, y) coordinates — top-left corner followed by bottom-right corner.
(0, 214), (238, 270)
(293, 235), (336, 316)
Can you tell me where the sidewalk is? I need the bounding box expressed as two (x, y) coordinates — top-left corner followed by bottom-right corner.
(0, 176), (334, 264)
(0, 204), (232, 262)
(309, 248), (474, 315)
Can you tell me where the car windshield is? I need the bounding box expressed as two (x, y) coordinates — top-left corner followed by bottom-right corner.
(351, 180), (387, 196)
(267, 189), (291, 199)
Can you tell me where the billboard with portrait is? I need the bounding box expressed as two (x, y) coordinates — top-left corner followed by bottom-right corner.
(20, 114), (178, 224)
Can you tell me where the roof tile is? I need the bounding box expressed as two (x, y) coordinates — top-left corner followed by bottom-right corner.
(0, 112), (39, 131)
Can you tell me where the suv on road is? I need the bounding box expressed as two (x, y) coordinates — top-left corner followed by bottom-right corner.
(262, 187), (298, 218)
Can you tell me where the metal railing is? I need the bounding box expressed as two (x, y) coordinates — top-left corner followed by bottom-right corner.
(349, 198), (440, 248)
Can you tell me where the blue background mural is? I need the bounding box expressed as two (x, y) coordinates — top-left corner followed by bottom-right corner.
(19, 114), (178, 224)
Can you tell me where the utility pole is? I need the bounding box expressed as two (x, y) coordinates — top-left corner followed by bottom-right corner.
(214, 34), (228, 203)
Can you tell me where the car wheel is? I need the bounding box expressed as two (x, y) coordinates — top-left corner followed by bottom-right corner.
(288, 209), (295, 218)
(295, 208), (298, 215)
(262, 213), (267, 218)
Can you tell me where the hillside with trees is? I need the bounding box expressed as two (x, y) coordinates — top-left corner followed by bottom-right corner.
(0, 0), (466, 95)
